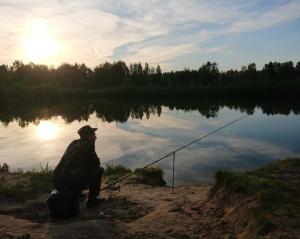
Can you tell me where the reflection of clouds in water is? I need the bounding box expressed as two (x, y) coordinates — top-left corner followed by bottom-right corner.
(1, 118), (75, 169)
(163, 135), (300, 185)
(1, 108), (300, 186)
(223, 137), (295, 158)
(0, 113), (172, 170)
(120, 107), (232, 142)
(96, 121), (170, 165)
(1, 115), (99, 169)
(111, 130), (300, 185)
(36, 121), (59, 140)
(131, 112), (196, 130)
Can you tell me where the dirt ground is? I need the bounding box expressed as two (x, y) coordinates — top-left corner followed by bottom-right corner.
(2, 159), (299, 239)
(0, 182), (212, 239)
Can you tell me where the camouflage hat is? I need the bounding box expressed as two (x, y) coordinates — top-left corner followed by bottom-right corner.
(77, 125), (97, 136)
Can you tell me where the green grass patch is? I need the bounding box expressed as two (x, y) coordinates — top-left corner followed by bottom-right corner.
(104, 164), (132, 183)
(134, 166), (166, 186)
(103, 164), (166, 186)
(135, 166), (164, 178)
(0, 163), (53, 199)
(25, 163), (53, 193)
(254, 211), (277, 235)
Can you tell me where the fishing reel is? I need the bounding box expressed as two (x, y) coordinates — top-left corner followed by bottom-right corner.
(110, 183), (121, 192)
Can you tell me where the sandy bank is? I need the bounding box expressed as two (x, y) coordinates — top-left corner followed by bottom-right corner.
(1, 158), (299, 239)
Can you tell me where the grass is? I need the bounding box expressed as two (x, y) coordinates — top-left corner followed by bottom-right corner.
(213, 158), (300, 235)
(135, 166), (164, 178)
(104, 164), (132, 183)
(0, 163), (9, 172)
(25, 163), (53, 193)
(134, 166), (166, 186)
(0, 163), (166, 198)
(0, 163), (53, 199)
(104, 164), (166, 186)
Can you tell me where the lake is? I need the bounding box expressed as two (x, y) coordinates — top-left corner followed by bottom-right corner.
(0, 100), (300, 185)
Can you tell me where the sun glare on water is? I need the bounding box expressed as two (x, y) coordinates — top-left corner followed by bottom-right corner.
(37, 121), (58, 140)
(22, 21), (60, 62)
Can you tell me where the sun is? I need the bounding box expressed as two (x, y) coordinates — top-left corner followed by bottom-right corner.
(36, 121), (58, 140)
(22, 21), (60, 62)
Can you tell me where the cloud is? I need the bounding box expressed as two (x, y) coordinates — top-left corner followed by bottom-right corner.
(227, 0), (300, 33)
(122, 43), (196, 65)
(0, 0), (299, 68)
(124, 108), (198, 132)
(0, 0), (169, 65)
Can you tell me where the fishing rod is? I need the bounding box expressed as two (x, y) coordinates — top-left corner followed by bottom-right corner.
(100, 114), (248, 191)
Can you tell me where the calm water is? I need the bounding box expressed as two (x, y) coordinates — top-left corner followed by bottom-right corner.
(0, 101), (300, 185)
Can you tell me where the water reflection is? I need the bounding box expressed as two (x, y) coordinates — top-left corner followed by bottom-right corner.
(36, 121), (59, 140)
(0, 100), (300, 185)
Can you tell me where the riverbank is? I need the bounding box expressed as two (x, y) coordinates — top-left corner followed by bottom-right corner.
(0, 158), (299, 239)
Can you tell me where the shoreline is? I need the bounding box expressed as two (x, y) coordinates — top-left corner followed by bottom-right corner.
(0, 158), (299, 239)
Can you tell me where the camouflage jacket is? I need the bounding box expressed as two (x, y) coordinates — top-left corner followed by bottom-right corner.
(53, 139), (100, 180)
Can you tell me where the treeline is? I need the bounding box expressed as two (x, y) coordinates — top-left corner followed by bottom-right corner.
(0, 60), (300, 89)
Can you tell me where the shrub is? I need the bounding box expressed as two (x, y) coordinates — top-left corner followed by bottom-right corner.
(104, 164), (132, 183)
(134, 166), (166, 186)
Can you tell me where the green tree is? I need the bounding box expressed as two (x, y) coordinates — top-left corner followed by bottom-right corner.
(197, 62), (219, 86)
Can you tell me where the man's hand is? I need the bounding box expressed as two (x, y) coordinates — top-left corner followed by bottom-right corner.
(98, 166), (105, 175)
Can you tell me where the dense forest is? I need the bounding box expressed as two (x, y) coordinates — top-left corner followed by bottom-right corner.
(0, 60), (300, 102)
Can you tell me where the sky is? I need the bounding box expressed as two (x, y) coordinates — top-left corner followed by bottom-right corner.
(0, 0), (299, 71)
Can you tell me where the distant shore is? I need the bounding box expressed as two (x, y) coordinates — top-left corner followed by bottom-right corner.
(1, 60), (300, 104)
(1, 85), (300, 105)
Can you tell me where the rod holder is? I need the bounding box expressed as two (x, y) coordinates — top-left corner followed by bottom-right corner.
(172, 152), (175, 194)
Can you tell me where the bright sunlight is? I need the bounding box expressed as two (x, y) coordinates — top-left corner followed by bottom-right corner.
(36, 121), (58, 140)
(22, 21), (60, 62)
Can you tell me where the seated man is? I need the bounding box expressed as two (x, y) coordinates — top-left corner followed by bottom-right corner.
(53, 125), (104, 208)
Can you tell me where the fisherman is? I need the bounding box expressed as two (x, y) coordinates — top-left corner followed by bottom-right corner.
(53, 125), (104, 208)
